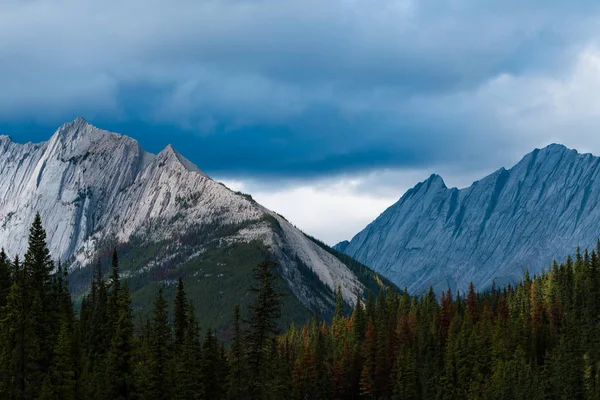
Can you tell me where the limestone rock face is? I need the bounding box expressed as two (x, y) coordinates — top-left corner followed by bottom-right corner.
(337, 144), (600, 293)
(0, 118), (369, 311)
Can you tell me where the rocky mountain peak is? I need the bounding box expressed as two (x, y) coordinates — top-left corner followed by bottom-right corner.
(0, 119), (381, 319)
(338, 144), (600, 294)
(156, 144), (208, 177)
(424, 173), (447, 190)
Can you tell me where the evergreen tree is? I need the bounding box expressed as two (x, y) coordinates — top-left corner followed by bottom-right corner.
(0, 281), (32, 399)
(173, 277), (189, 349)
(360, 321), (377, 398)
(395, 346), (418, 400)
(106, 283), (135, 400)
(38, 321), (76, 400)
(202, 328), (228, 399)
(228, 304), (246, 399)
(352, 295), (367, 344)
(175, 302), (203, 400)
(245, 255), (282, 399)
(22, 213), (56, 395)
(148, 287), (172, 400)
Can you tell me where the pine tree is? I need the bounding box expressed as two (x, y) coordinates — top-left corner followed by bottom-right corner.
(79, 259), (111, 399)
(173, 277), (189, 349)
(175, 302), (203, 400)
(360, 321), (377, 398)
(24, 213), (53, 291)
(202, 328), (228, 399)
(395, 346), (418, 400)
(352, 295), (367, 344)
(22, 213), (56, 395)
(38, 321), (76, 400)
(133, 316), (153, 400)
(466, 282), (479, 323)
(0, 281), (32, 399)
(106, 283), (135, 400)
(148, 287), (173, 400)
(228, 304), (246, 399)
(245, 255), (282, 399)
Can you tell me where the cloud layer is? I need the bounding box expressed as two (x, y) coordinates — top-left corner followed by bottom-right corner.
(6, 0), (600, 243)
(3, 0), (600, 178)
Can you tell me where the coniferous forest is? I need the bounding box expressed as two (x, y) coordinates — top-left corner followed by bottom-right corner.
(2, 214), (600, 399)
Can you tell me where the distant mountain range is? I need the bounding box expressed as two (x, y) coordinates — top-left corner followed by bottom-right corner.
(0, 118), (387, 329)
(335, 144), (600, 294)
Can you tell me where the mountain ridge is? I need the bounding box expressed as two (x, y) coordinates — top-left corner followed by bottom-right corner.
(336, 143), (600, 293)
(0, 117), (387, 327)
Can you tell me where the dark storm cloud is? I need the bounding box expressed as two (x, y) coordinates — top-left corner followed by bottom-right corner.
(1, 0), (600, 177)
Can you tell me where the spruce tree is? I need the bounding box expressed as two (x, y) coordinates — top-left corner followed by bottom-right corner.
(148, 287), (172, 400)
(173, 277), (189, 349)
(175, 302), (203, 400)
(132, 316), (153, 400)
(352, 295), (367, 343)
(24, 213), (53, 291)
(360, 321), (377, 398)
(245, 255), (282, 399)
(23, 213), (56, 395)
(202, 329), (228, 399)
(395, 347), (418, 400)
(228, 304), (246, 399)
(0, 281), (32, 399)
(38, 321), (76, 400)
(106, 283), (135, 400)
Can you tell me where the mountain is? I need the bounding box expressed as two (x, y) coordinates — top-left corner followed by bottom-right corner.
(0, 117), (387, 328)
(335, 144), (600, 294)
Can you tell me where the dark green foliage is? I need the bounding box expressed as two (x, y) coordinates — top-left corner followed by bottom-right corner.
(5, 214), (600, 400)
(67, 237), (312, 332)
(245, 254), (282, 398)
(173, 277), (188, 348)
(23, 212), (57, 394)
(38, 322), (76, 400)
(174, 302), (203, 399)
(228, 304), (245, 399)
(0, 281), (32, 398)
(148, 287), (173, 400)
(106, 283), (135, 400)
(201, 329), (228, 399)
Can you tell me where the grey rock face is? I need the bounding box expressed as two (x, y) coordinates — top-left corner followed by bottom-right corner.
(0, 118), (366, 309)
(338, 144), (600, 294)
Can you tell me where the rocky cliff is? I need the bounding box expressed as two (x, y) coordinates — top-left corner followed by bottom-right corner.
(337, 144), (600, 293)
(0, 118), (385, 326)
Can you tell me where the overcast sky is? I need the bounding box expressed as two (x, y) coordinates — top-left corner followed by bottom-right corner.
(3, 0), (600, 244)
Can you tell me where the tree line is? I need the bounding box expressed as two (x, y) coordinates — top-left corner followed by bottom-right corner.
(2, 213), (600, 399)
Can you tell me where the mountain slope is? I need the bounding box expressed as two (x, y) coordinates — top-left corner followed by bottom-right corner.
(336, 144), (600, 294)
(0, 118), (386, 328)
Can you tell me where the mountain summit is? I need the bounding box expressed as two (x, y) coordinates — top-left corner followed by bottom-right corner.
(0, 118), (386, 326)
(336, 144), (600, 293)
